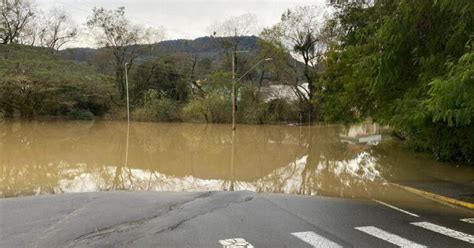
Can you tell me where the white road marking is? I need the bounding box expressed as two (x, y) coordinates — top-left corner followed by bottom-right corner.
(355, 226), (426, 248)
(460, 218), (474, 224)
(373, 199), (420, 217)
(291, 231), (342, 248)
(219, 238), (254, 248)
(411, 222), (474, 244)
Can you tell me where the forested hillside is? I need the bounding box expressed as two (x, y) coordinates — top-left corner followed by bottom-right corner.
(0, 45), (114, 120)
(60, 36), (262, 65)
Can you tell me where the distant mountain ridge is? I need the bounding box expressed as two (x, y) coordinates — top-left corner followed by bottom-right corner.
(59, 36), (262, 64)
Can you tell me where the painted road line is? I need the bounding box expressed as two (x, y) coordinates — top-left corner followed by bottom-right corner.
(411, 222), (474, 244)
(219, 238), (254, 248)
(390, 183), (474, 210)
(373, 199), (420, 217)
(291, 231), (342, 248)
(460, 218), (474, 224)
(355, 226), (426, 248)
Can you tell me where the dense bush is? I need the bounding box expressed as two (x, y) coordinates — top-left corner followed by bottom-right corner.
(181, 85), (301, 124)
(133, 89), (180, 121)
(132, 55), (190, 103)
(0, 44), (114, 118)
(238, 86), (300, 124)
(322, 0), (474, 163)
(182, 91), (231, 123)
(68, 109), (96, 120)
(238, 87), (268, 124)
(264, 99), (299, 123)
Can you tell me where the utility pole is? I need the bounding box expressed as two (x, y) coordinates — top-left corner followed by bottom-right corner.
(124, 63), (130, 124)
(124, 63), (130, 169)
(231, 54), (272, 131)
(232, 52), (236, 130)
(231, 50), (248, 131)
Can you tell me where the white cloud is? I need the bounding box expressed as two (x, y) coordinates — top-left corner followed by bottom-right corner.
(35, 0), (328, 47)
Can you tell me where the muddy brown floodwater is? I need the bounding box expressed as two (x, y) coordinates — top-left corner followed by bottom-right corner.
(0, 121), (473, 199)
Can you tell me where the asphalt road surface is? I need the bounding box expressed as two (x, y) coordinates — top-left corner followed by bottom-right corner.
(1, 190), (473, 248)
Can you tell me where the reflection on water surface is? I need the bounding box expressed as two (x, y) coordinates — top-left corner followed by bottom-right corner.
(0, 121), (472, 198)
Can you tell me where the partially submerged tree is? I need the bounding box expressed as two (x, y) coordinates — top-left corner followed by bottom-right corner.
(0, 0), (35, 44)
(261, 5), (328, 121)
(87, 7), (163, 99)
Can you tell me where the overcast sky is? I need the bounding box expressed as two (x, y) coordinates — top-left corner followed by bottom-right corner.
(35, 0), (328, 47)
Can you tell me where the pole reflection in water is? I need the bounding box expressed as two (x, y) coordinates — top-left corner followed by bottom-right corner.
(229, 130), (235, 192)
(1, 121), (473, 200)
(125, 122), (130, 169)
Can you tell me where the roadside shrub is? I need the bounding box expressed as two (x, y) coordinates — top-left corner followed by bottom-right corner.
(182, 91), (231, 123)
(68, 109), (95, 120)
(134, 89), (180, 121)
(238, 87), (267, 124)
(181, 98), (207, 122)
(264, 98), (299, 123)
(237, 86), (301, 124)
(405, 121), (474, 164)
(0, 110), (4, 121)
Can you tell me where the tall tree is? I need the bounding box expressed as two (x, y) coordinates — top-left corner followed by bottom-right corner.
(323, 0), (474, 162)
(37, 8), (77, 51)
(262, 5), (328, 121)
(209, 13), (259, 72)
(0, 0), (35, 44)
(87, 7), (163, 99)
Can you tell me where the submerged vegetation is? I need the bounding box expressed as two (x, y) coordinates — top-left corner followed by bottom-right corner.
(1, 0), (473, 163)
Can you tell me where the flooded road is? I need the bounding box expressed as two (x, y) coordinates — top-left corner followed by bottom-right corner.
(1, 121), (473, 199)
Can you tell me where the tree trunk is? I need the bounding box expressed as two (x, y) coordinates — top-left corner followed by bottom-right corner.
(116, 67), (125, 100)
(302, 59), (319, 123)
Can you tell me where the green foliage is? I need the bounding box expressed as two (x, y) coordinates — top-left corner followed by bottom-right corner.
(427, 51), (474, 127)
(265, 98), (299, 123)
(182, 91), (231, 123)
(181, 70), (233, 123)
(202, 71), (232, 92)
(132, 55), (190, 103)
(323, 0), (474, 163)
(0, 44), (114, 118)
(68, 109), (95, 120)
(238, 86), (300, 124)
(238, 86), (268, 124)
(133, 89), (180, 121)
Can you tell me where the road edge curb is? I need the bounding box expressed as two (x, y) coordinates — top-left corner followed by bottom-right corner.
(390, 183), (474, 210)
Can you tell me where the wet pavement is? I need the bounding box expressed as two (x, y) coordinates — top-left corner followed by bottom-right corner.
(1, 190), (473, 248)
(398, 180), (474, 204)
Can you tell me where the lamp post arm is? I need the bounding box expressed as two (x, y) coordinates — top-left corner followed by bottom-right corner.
(236, 58), (271, 83)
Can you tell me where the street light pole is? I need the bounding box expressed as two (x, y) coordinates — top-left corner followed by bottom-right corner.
(124, 63), (130, 169)
(231, 51), (248, 130)
(231, 53), (272, 131)
(124, 63), (130, 124)
(232, 53), (236, 130)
